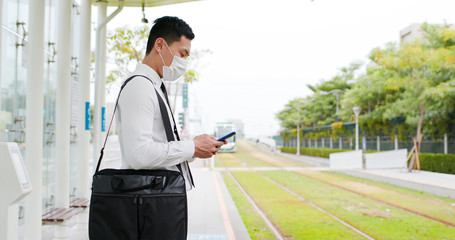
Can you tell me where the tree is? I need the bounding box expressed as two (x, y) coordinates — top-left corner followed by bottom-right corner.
(277, 23), (455, 149)
(106, 25), (149, 86)
(306, 62), (361, 126)
(106, 25), (211, 112)
(368, 23), (455, 144)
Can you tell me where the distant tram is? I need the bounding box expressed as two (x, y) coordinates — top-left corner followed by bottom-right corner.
(215, 122), (237, 152)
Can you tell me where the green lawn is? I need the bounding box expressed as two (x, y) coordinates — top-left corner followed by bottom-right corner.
(231, 170), (365, 239)
(296, 170), (455, 226)
(263, 170), (455, 240)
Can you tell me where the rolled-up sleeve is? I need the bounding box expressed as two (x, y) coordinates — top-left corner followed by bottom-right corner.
(117, 77), (195, 169)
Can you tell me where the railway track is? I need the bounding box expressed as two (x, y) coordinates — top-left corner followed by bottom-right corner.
(240, 142), (455, 228)
(218, 152), (376, 240)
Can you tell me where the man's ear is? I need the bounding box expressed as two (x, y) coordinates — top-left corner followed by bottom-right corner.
(154, 38), (165, 53)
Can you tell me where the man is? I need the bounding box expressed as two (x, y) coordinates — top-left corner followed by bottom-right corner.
(116, 16), (225, 191)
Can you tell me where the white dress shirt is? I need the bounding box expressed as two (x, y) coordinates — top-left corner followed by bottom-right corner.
(116, 63), (195, 191)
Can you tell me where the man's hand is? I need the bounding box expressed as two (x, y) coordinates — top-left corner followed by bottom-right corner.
(193, 134), (226, 159)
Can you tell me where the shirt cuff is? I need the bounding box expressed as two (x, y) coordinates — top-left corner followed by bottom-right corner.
(181, 140), (195, 162)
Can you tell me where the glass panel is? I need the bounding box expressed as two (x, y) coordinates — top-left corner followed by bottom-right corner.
(42, 0), (57, 211)
(70, 5), (81, 198)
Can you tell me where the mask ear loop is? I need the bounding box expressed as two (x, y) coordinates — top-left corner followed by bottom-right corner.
(163, 40), (175, 56)
(159, 51), (166, 66)
(158, 39), (175, 67)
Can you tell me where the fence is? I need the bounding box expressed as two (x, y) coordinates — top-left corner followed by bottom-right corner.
(281, 134), (455, 154)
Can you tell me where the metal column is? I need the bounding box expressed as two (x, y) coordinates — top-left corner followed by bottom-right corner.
(78, 0), (91, 200)
(93, 0), (123, 170)
(93, 1), (107, 167)
(24, 0), (45, 239)
(55, 0), (72, 209)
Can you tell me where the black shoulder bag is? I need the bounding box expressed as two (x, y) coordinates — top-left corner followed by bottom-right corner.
(89, 75), (188, 240)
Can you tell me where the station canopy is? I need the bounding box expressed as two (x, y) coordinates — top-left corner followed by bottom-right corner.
(94, 0), (200, 7)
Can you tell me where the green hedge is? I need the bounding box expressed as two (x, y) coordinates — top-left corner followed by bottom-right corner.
(419, 153), (455, 174)
(280, 147), (349, 158)
(281, 147), (455, 174)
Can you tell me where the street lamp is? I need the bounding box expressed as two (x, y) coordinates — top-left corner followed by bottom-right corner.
(296, 109), (301, 155)
(320, 89), (344, 113)
(353, 107), (361, 151)
(295, 99), (313, 155)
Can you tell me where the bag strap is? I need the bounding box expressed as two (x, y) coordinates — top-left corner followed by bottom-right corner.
(95, 75), (183, 174)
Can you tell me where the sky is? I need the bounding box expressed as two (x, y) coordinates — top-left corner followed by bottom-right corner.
(100, 0), (455, 138)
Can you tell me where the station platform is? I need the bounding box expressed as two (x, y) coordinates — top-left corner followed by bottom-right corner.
(278, 151), (455, 199)
(37, 156), (249, 240)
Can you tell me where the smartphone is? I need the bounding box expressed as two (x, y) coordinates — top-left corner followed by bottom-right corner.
(217, 131), (236, 141)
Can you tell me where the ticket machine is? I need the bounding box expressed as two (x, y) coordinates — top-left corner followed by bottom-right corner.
(0, 142), (32, 240)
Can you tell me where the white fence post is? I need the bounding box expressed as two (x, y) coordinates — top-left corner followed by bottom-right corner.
(330, 138), (333, 149)
(444, 133), (448, 154)
(395, 135), (398, 150)
(377, 136), (380, 151)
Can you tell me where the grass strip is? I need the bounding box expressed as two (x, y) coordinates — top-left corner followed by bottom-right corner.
(239, 140), (312, 168)
(216, 153), (245, 168)
(233, 147), (276, 167)
(263, 170), (455, 240)
(232, 171), (365, 239)
(297, 170), (455, 226)
(220, 172), (277, 240)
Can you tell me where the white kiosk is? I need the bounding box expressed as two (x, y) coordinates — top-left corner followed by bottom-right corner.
(0, 142), (32, 240)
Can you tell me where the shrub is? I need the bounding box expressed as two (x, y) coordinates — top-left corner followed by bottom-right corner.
(280, 147), (349, 158)
(281, 148), (455, 175)
(419, 153), (455, 174)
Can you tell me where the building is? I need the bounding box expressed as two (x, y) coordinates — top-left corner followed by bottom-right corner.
(399, 23), (426, 43)
(400, 23), (455, 44)
(227, 118), (245, 139)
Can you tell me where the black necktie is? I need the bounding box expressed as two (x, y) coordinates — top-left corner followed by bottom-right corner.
(160, 83), (195, 187)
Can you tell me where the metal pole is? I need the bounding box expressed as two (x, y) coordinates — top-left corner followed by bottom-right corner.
(353, 107), (360, 151)
(444, 133), (448, 154)
(94, 0), (123, 170)
(78, 0), (91, 199)
(55, 0), (72, 209)
(355, 121), (359, 151)
(335, 94), (339, 113)
(24, 0), (45, 239)
(296, 124), (300, 155)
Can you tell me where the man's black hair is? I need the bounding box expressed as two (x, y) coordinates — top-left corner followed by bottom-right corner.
(145, 16), (195, 55)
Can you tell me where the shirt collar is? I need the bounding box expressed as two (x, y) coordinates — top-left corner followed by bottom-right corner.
(134, 62), (163, 87)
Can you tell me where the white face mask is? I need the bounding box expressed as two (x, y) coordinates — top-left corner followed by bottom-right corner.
(159, 41), (188, 82)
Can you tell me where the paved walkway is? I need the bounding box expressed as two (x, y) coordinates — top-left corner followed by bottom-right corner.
(188, 159), (250, 240)
(341, 169), (455, 199)
(38, 151), (249, 239)
(278, 151), (455, 199)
